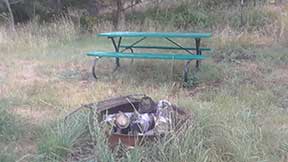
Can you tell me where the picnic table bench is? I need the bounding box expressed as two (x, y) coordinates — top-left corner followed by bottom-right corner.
(87, 32), (212, 82)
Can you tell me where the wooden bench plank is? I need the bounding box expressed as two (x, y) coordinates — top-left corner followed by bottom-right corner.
(87, 52), (207, 60)
(120, 45), (211, 51)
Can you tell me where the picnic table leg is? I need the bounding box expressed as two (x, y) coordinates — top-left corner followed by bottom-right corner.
(195, 38), (201, 68)
(128, 47), (135, 64)
(184, 60), (192, 82)
(110, 37), (122, 69)
(92, 57), (100, 79)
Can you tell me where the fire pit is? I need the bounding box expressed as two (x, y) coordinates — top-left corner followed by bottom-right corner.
(65, 94), (190, 149)
(85, 95), (190, 147)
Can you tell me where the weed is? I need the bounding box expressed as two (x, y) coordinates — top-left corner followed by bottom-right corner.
(184, 63), (223, 87)
(0, 98), (23, 142)
(88, 109), (115, 162)
(0, 147), (17, 162)
(37, 112), (87, 161)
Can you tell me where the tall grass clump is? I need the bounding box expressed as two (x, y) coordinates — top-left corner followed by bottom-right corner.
(33, 92), (288, 162)
(76, 97), (288, 162)
(125, 0), (279, 32)
(0, 99), (23, 142)
(0, 109), (21, 142)
(118, 102), (288, 162)
(36, 112), (87, 161)
(229, 6), (278, 31)
(184, 100), (287, 162)
(0, 148), (17, 162)
(88, 109), (115, 162)
(0, 16), (79, 55)
(126, 3), (216, 30)
(185, 63), (223, 87)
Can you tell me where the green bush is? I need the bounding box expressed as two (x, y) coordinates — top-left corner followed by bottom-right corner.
(172, 6), (214, 29)
(80, 16), (98, 32)
(126, 1), (277, 31)
(126, 4), (217, 30)
(230, 7), (277, 30)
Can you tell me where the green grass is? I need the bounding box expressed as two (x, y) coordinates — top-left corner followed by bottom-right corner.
(124, 2), (278, 32)
(0, 98), (25, 161)
(0, 110), (21, 142)
(0, 149), (17, 162)
(2, 33), (288, 161)
(255, 46), (288, 65)
(0, 2), (288, 161)
(36, 112), (88, 161)
(0, 98), (24, 142)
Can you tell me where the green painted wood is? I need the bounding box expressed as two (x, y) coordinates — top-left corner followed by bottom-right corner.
(119, 45), (211, 51)
(87, 51), (207, 60)
(97, 32), (212, 38)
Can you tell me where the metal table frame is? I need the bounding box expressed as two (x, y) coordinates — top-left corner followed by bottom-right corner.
(94, 32), (212, 82)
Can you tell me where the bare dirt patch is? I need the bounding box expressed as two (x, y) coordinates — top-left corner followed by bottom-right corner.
(239, 62), (260, 74)
(0, 63), (8, 79)
(56, 61), (93, 81)
(267, 65), (288, 84)
(12, 60), (47, 86)
(237, 62), (266, 84)
(0, 64), (9, 97)
(187, 80), (222, 97)
(10, 106), (58, 126)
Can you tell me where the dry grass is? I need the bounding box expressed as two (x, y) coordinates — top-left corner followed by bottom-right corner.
(0, 16), (78, 56)
(0, 2), (288, 162)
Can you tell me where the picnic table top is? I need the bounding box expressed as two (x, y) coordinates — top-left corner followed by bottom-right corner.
(97, 32), (212, 38)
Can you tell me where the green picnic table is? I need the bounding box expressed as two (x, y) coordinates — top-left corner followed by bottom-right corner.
(87, 32), (212, 82)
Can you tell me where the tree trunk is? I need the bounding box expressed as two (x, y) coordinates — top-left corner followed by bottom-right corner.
(88, 0), (100, 16)
(240, 0), (244, 27)
(4, 0), (15, 31)
(113, 0), (125, 30)
(48, 0), (63, 13)
(56, 0), (63, 12)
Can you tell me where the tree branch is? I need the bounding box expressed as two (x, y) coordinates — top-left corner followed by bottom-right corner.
(3, 0), (15, 31)
(122, 0), (142, 12)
